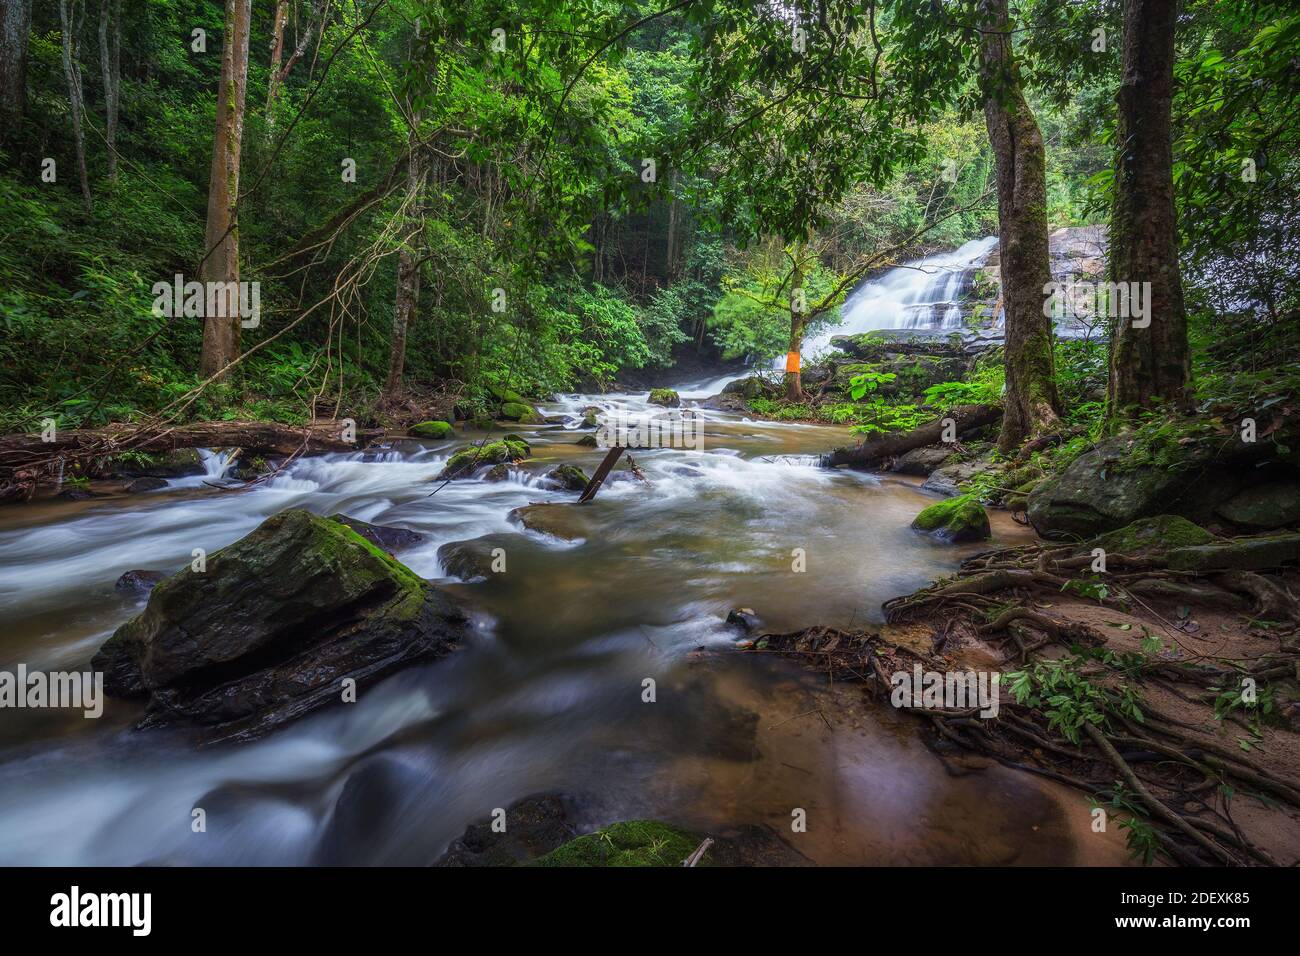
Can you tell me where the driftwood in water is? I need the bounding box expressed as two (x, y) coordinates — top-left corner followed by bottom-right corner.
(0, 420), (383, 501)
(821, 404), (1001, 469)
(578, 446), (625, 503)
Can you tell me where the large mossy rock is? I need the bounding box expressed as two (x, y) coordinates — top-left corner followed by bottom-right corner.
(531, 820), (703, 867)
(499, 401), (545, 424)
(1027, 424), (1300, 540)
(722, 375), (771, 400)
(409, 420), (454, 440)
(436, 438), (531, 480)
(543, 464), (590, 491)
(911, 493), (991, 543)
(648, 388), (680, 408)
(91, 509), (467, 740)
(1090, 515), (1218, 557)
(487, 383), (528, 405)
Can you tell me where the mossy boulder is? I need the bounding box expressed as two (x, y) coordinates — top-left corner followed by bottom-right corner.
(410, 420), (454, 440)
(543, 464), (590, 491)
(911, 493), (991, 543)
(573, 433), (599, 448)
(1027, 423), (1300, 540)
(91, 509), (467, 740)
(722, 375), (769, 400)
(436, 438), (531, 480)
(1165, 534), (1300, 573)
(1090, 515), (1217, 557)
(329, 514), (424, 554)
(488, 384), (528, 405)
(499, 401), (544, 424)
(531, 820), (703, 867)
(648, 388), (680, 408)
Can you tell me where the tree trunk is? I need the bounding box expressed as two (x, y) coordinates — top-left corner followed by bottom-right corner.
(1107, 0), (1192, 419)
(980, 0), (1060, 453)
(98, 0), (120, 181)
(784, 246), (807, 402)
(58, 0), (92, 212)
(0, 0), (32, 131)
(822, 404), (1003, 469)
(267, 0), (328, 121)
(665, 169), (680, 279)
(384, 148), (426, 399)
(266, 0), (288, 117)
(198, 0), (252, 382)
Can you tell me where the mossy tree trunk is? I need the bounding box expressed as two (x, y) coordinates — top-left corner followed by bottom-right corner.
(979, 0), (1061, 453)
(1107, 0), (1192, 421)
(198, 0), (252, 381)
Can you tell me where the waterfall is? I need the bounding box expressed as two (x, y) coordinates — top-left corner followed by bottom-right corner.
(796, 236), (999, 363)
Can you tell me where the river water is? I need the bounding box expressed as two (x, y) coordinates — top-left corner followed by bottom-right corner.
(0, 379), (1129, 865)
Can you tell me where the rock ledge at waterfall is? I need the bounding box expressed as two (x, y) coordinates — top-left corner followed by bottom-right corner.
(91, 508), (469, 742)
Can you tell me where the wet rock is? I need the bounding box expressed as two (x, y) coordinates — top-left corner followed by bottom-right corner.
(543, 464), (590, 491)
(892, 445), (958, 477)
(409, 420), (454, 440)
(313, 754), (436, 866)
(435, 794), (578, 867)
(920, 459), (986, 495)
(436, 438), (531, 480)
(722, 375), (771, 400)
(1215, 481), (1300, 530)
(58, 486), (108, 501)
(123, 476), (168, 493)
(435, 536), (509, 581)
(572, 434), (599, 447)
(911, 493), (991, 543)
(115, 569), (167, 593)
(648, 388), (680, 408)
(701, 393), (749, 412)
(580, 407), (601, 429)
(726, 608), (760, 632)
(329, 514), (424, 554)
(508, 503), (587, 541)
(91, 509), (468, 740)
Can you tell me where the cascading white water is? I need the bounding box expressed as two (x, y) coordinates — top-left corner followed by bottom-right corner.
(795, 236), (999, 364)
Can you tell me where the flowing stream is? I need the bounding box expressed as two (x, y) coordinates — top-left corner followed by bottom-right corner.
(0, 379), (1130, 866)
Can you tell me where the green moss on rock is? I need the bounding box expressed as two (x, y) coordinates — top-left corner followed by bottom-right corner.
(531, 820), (704, 867)
(499, 401), (544, 424)
(437, 439), (531, 480)
(545, 464), (590, 491)
(911, 493), (991, 543)
(410, 420), (454, 439)
(1091, 515), (1217, 556)
(648, 388), (680, 408)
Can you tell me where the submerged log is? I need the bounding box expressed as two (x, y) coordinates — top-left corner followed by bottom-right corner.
(821, 404), (1001, 469)
(578, 446), (625, 503)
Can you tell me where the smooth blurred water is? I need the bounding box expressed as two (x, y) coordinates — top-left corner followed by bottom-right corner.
(0, 377), (1126, 866)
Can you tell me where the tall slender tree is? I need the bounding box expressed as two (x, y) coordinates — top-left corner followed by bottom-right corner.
(58, 0), (92, 211)
(1107, 0), (1192, 418)
(198, 0), (252, 380)
(98, 0), (121, 181)
(979, 0), (1060, 452)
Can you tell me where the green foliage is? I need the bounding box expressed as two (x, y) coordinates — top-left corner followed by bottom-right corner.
(922, 364), (1005, 409)
(1003, 654), (1144, 746)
